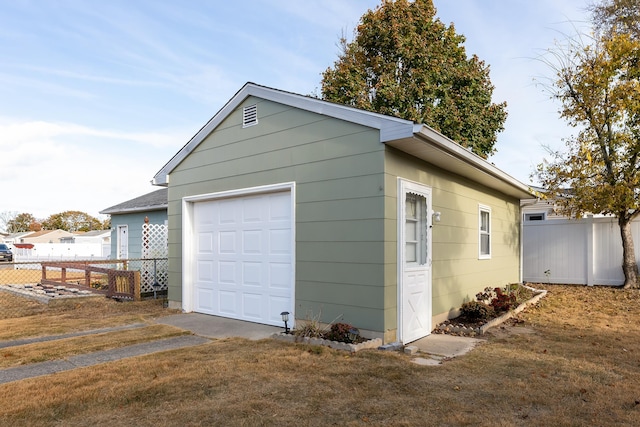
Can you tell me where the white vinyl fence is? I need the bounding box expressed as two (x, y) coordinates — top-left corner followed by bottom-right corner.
(523, 216), (640, 286)
(13, 243), (110, 262)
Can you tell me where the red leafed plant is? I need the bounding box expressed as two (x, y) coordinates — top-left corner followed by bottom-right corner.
(476, 286), (517, 314)
(324, 322), (361, 343)
(489, 287), (517, 313)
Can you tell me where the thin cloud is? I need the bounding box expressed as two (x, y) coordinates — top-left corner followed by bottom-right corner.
(0, 0), (594, 219)
(0, 120), (187, 149)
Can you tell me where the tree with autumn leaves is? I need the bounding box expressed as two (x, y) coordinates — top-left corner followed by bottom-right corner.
(1, 210), (108, 233)
(2, 212), (40, 233)
(41, 211), (106, 232)
(537, 0), (640, 288)
(321, 0), (506, 158)
(322, 0), (640, 287)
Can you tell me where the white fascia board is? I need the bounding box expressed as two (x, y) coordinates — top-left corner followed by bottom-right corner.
(100, 205), (168, 215)
(151, 83), (415, 185)
(152, 85), (250, 186)
(249, 85), (415, 141)
(406, 125), (535, 199)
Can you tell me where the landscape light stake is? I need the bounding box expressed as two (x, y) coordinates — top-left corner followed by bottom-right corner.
(152, 259), (161, 299)
(348, 327), (360, 343)
(280, 311), (290, 333)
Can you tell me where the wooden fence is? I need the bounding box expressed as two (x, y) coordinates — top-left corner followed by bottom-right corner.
(522, 216), (640, 286)
(41, 260), (140, 300)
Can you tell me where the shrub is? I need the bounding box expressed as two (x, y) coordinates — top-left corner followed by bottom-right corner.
(490, 287), (517, 313)
(294, 311), (328, 338)
(475, 287), (495, 305)
(460, 301), (495, 321)
(292, 312), (363, 343)
(475, 286), (520, 314)
(324, 322), (357, 343)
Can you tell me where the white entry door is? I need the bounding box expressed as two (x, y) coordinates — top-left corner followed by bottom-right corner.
(398, 180), (432, 344)
(117, 225), (128, 259)
(190, 190), (293, 326)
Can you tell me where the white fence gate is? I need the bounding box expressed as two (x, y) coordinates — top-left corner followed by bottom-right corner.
(523, 216), (640, 286)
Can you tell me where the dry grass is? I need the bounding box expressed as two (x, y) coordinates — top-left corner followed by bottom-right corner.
(0, 267), (84, 284)
(0, 324), (188, 368)
(0, 290), (48, 318)
(0, 285), (640, 426)
(0, 293), (174, 339)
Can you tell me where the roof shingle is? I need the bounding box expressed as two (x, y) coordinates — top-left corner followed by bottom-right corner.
(100, 189), (168, 215)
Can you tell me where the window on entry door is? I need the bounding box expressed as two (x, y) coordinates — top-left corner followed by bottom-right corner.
(405, 193), (427, 265)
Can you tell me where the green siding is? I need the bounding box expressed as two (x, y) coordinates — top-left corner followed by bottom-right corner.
(164, 95), (523, 339)
(166, 97), (387, 331)
(384, 147), (521, 325)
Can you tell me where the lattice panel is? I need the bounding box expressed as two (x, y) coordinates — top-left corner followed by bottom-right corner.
(142, 223), (168, 258)
(140, 259), (168, 293)
(141, 223), (168, 293)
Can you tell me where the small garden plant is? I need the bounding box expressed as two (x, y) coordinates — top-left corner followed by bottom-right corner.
(292, 310), (327, 338)
(475, 286), (517, 314)
(292, 311), (363, 343)
(457, 284), (534, 323)
(460, 300), (495, 321)
(323, 322), (361, 343)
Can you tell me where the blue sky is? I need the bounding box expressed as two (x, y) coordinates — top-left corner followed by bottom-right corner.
(0, 0), (591, 221)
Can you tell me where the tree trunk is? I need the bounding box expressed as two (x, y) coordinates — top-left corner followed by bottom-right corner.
(619, 216), (639, 289)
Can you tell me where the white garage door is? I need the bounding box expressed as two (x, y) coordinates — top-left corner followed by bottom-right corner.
(191, 191), (293, 326)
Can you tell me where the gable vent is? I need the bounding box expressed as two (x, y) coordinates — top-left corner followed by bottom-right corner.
(242, 104), (258, 128)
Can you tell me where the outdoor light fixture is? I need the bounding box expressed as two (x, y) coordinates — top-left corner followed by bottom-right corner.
(348, 327), (360, 343)
(280, 311), (290, 333)
(432, 211), (441, 222)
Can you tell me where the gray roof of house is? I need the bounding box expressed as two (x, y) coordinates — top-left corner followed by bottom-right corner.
(75, 230), (111, 237)
(4, 231), (34, 240)
(100, 188), (168, 215)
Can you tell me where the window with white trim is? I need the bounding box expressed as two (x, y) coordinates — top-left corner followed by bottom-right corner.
(479, 205), (491, 259)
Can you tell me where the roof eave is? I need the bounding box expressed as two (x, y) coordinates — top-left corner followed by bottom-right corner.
(99, 205), (168, 215)
(385, 124), (535, 200)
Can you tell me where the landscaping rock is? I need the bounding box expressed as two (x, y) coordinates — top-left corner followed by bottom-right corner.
(434, 286), (548, 336)
(271, 333), (382, 353)
(378, 342), (403, 351)
(404, 345), (418, 355)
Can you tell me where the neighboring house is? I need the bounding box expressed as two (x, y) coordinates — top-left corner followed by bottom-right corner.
(60, 230), (112, 258)
(152, 83), (534, 344)
(521, 198), (613, 221)
(19, 230), (75, 244)
(520, 186), (612, 222)
(3, 231), (35, 245)
(100, 188), (168, 259)
(521, 199), (562, 222)
(59, 230), (111, 244)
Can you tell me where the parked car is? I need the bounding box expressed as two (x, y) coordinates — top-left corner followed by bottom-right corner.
(0, 243), (13, 262)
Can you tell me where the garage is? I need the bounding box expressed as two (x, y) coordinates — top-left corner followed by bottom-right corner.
(154, 83), (532, 343)
(185, 187), (294, 327)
